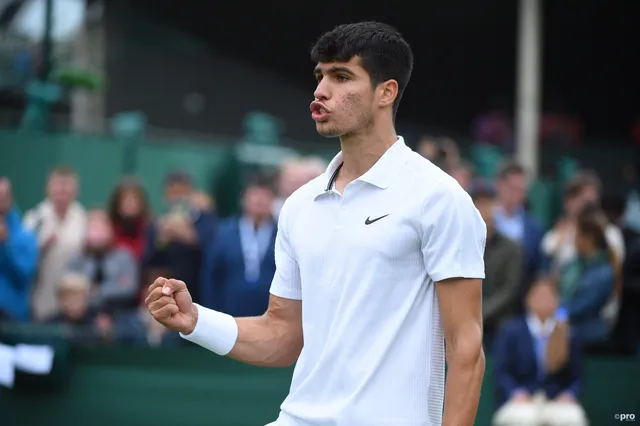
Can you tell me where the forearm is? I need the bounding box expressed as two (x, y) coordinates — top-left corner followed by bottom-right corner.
(229, 314), (302, 367)
(442, 344), (486, 426)
(183, 304), (302, 368)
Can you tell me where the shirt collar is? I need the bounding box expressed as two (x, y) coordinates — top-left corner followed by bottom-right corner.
(317, 136), (409, 197)
(526, 314), (557, 337)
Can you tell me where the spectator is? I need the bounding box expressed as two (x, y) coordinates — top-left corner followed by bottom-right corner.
(493, 280), (587, 426)
(68, 210), (139, 316)
(107, 177), (151, 261)
(45, 273), (111, 343)
(558, 205), (615, 347)
(494, 161), (544, 299)
(201, 174), (277, 316)
(471, 181), (522, 350)
(450, 160), (475, 192)
(272, 158), (324, 219)
(143, 170), (217, 304)
(0, 177), (38, 322)
(541, 173), (625, 275)
(24, 165), (87, 321)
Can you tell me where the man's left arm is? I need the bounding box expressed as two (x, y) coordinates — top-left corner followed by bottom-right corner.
(421, 181), (487, 426)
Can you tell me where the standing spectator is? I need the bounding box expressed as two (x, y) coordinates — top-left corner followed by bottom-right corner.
(272, 158), (324, 219)
(201, 174), (277, 316)
(24, 165), (87, 321)
(450, 160), (475, 193)
(493, 280), (587, 426)
(541, 173), (625, 275)
(494, 161), (544, 300)
(0, 177), (38, 322)
(471, 181), (522, 350)
(107, 177), (151, 261)
(558, 206), (615, 347)
(143, 171), (217, 304)
(68, 210), (139, 316)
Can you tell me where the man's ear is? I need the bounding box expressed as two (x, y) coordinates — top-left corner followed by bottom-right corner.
(378, 79), (398, 108)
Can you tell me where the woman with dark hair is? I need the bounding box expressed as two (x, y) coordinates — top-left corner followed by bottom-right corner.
(107, 178), (151, 261)
(558, 204), (617, 347)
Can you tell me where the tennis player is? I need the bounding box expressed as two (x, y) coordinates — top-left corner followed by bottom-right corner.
(146, 21), (487, 426)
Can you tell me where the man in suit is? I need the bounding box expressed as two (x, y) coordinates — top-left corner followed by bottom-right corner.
(471, 180), (522, 352)
(201, 174), (277, 317)
(493, 279), (587, 426)
(493, 161), (544, 304)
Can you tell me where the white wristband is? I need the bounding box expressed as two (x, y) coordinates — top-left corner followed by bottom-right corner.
(180, 304), (238, 356)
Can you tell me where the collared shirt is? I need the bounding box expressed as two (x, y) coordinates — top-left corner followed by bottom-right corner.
(526, 314), (557, 380)
(494, 205), (525, 243)
(238, 216), (275, 283)
(268, 137), (487, 426)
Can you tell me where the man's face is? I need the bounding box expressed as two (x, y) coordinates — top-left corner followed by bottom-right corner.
(311, 56), (377, 138)
(243, 186), (275, 221)
(164, 182), (192, 207)
(0, 179), (11, 215)
(496, 172), (527, 209)
(526, 281), (559, 319)
(47, 175), (77, 208)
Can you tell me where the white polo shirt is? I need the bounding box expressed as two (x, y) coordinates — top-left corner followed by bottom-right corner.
(268, 137), (486, 426)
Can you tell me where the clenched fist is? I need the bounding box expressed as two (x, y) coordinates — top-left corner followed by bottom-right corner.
(145, 277), (198, 335)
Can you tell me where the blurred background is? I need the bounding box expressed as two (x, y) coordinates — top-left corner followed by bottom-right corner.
(0, 0), (638, 425)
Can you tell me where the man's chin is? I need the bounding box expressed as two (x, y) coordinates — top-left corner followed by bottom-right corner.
(316, 124), (342, 138)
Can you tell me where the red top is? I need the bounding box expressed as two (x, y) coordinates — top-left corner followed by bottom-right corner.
(112, 219), (147, 261)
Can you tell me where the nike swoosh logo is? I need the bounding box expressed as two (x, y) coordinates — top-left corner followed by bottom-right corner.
(365, 214), (389, 225)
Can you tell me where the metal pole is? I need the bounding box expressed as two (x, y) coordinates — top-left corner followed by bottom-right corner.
(515, 0), (542, 179)
(40, 0), (54, 81)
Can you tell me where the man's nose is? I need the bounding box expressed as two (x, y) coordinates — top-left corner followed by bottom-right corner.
(314, 80), (330, 101)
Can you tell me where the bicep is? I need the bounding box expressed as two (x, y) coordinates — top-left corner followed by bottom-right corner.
(265, 294), (303, 348)
(436, 278), (483, 348)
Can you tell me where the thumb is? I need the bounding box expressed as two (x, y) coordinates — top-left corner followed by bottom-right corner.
(161, 278), (184, 296)
(163, 279), (192, 312)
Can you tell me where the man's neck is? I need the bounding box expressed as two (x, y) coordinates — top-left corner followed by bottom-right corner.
(338, 125), (397, 180)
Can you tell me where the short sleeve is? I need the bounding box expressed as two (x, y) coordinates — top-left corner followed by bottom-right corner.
(421, 180), (487, 282)
(269, 198), (302, 300)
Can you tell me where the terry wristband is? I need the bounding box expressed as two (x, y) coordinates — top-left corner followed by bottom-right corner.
(180, 304), (239, 356)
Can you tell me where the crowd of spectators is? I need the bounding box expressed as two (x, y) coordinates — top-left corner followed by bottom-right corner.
(1, 138), (639, 425)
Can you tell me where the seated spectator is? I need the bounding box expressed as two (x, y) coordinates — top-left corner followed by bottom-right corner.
(107, 177), (151, 261)
(272, 158), (325, 219)
(559, 206), (616, 347)
(68, 210), (139, 316)
(493, 280), (587, 426)
(23, 165), (87, 321)
(0, 177), (38, 322)
(114, 286), (182, 348)
(143, 171), (217, 305)
(201, 174), (277, 316)
(45, 273), (111, 343)
(471, 181), (522, 350)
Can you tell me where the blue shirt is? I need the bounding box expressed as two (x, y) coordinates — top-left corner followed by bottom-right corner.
(238, 216), (274, 284)
(494, 205), (525, 243)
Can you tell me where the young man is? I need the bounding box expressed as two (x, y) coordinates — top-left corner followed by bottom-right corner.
(146, 21), (486, 426)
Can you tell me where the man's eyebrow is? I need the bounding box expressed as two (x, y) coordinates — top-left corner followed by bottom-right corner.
(313, 66), (356, 77)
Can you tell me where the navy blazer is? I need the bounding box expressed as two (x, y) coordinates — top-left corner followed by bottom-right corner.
(201, 217), (276, 317)
(493, 317), (582, 409)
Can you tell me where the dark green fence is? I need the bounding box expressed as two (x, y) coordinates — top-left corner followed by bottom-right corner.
(1, 344), (638, 426)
